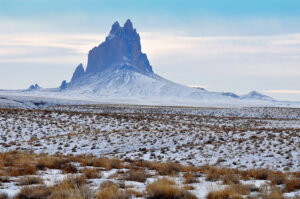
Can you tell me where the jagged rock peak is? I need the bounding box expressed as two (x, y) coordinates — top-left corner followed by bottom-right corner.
(28, 83), (40, 90)
(112, 21), (121, 31)
(59, 80), (67, 90)
(85, 19), (153, 75)
(71, 63), (84, 83)
(106, 19), (137, 41)
(107, 21), (121, 39)
(124, 19), (134, 31)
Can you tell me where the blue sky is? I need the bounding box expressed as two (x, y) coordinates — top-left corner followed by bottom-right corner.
(2, 0), (300, 17)
(1, 0), (300, 100)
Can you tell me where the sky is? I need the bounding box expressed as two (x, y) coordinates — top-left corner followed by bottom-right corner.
(1, 0), (300, 100)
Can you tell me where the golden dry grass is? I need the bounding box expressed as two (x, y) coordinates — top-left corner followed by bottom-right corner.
(96, 181), (129, 199)
(18, 176), (44, 186)
(207, 184), (251, 199)
(15, 186), (51, 199)
(183, 172), (199, 184)
(0, 151), (299, 199)
(146, 178), (197, 199)
(80, 168), (102, 179)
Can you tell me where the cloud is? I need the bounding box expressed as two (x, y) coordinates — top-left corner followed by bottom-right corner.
(0, 33), (103, 54)
(264, 90), (300, 94)
(141, 32), (300, 56)
(1, 32), (300, 64)
(0, 33), (105, 66)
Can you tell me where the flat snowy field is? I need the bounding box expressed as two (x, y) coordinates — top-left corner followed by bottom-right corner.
(0, 104), (299, 171)
(0, 104), (299, 198)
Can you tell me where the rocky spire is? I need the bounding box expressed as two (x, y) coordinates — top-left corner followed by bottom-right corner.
(106, 21), (121, 41)
(124, 19), (133, 31)
(28, 83), (40, 90)
(111, 21), (121, 32)
(85, 19), (153, 75)
(71, 63), (84, 83)
(59, 80), (67, 90)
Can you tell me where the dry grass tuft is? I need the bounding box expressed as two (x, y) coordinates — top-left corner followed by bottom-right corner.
(124, 189), (144, 198)
(146, 178), (197, 199)
(96, 181), (130, 199)
(18, 176), (44, 185)
(91, 157), (122, 170)
(207, 189), (242, 199)
(258, 188), (284, 199)
(61, 163), (78, 174)
(219, 169), (240, 185)
(148, 162), (183, 176)
(284, 177), (300, 192)
(80, 168), (102, 179)
(183, 185), (195, 190)
(248, 169), (271, 180)
(123, 168), (150, 183)
(15, 186), (51, 199)
(205, 167), (222, 182)
(49, 176), (93, 199)
(6, 165), (37, 177)
(269, 172), (287, 185)
(207, 184), (251, 199)
(184, 173), (199, 184)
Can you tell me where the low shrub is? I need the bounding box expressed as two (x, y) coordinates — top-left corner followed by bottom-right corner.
(18, 176), (44, 185)
(249, 169), (271, 180)
(62, 163), (78, 174)
(258, 188), (284, 199)
(146, 178), (197, 199)
(206, 169), (221, 182)
(15, 186), (51, 199)
(148, 162), (183, 176)
(6, 165), (37, 177)
(92, 158), (122, 170)
(80, 168), (101, 179)
(222, 170), (240, 185)
(285, 178), (300, 192)
(123, 168), (149, 183)
(207, 184), (251, 199)
(269, 172), (287, 185)
(49, 185), (94, 199)
(207, 189), (242, 199)
(184, 173), (199, 184)
(50, 176), (93, 199)
(96, 181), (130, 199)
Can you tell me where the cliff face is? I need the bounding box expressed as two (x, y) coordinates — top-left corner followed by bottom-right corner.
(85, 19), (153, 75)
(71, 63), (84, 83)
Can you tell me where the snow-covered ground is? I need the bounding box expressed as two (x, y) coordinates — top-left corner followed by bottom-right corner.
(0, 151), (299, 198)
(0, 166), (226, 198)
(0, 104), (299, 198)
(0, 105), (299, 171)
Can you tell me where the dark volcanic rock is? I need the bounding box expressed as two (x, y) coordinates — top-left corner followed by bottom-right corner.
(71, 63), (85, 83)
(85, 19), (153, 75)
(60, 80), (67, 90)
(28, 84), (40, 90)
